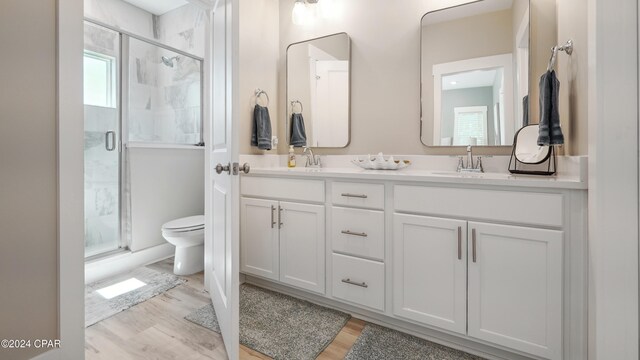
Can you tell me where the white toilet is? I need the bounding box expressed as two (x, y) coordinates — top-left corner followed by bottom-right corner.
(161, 215), (205, 275)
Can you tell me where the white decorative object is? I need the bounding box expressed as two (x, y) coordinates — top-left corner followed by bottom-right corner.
(351, 153), (411, 170)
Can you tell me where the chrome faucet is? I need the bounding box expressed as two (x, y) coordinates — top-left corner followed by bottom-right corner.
(457, 145), (484, 173)
(303, 147), (321, 168)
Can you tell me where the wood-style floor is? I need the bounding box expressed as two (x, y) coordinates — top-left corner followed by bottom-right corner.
(85, 259), (364, 360)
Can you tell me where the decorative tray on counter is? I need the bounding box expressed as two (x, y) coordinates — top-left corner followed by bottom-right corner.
(351, 153), (411, 170)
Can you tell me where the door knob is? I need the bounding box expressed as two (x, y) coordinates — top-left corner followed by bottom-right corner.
(215, 163), (230, 175)
(240, 163), (250, 174)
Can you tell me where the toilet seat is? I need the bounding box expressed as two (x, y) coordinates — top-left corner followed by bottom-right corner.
(162, 215), (204, 233)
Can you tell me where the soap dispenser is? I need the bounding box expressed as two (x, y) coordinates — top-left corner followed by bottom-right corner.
(288, 145), (296, 168)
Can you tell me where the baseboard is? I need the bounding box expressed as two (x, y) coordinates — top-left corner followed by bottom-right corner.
(245, 275), (541, 360)
(85, 243), (175, 284)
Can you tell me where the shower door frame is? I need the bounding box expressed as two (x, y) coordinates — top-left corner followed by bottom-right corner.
(84, 18), (205, 259)
(83, 20), (125, 259)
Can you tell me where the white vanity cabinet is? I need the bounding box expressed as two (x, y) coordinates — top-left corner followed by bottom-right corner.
(240, 170), (587, 360)
(279, 201), (325, 293)
(393, 214), (468, 335)
(240, 198), (280, 281)
(393, 185), (568, 360)
(467, 222), (563, 360)
(240, 177), (326, 294)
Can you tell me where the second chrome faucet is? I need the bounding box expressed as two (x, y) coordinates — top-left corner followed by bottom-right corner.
(457, 145), (484, 173)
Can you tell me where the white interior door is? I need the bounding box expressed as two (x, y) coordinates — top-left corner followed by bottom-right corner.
(314, 60), (349, 147)
(204, 0), (239, 358)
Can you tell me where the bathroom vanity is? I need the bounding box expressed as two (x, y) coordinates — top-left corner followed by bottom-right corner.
(239, 164), (587, 360)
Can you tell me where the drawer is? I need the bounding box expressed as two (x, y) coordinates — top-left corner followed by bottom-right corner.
(332, 182), (384, 210)
(332, 253), (385, 311)
(332, 207), (385, 261)
(394, 185), (563, 228)
(241, 176), (324, 203)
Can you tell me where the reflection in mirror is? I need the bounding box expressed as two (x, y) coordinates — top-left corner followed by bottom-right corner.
(287, 33), (350, 148)
(508, 124), (556, 175)
(514, 125), (549, 163)
(421, 0), (530, 147)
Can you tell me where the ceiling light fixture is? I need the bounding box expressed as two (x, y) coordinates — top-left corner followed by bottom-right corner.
(292, 0), (322, 25)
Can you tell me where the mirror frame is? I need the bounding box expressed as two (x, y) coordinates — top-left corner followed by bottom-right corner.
(285, 32), (352, 149)
(419, 0), (531, 148)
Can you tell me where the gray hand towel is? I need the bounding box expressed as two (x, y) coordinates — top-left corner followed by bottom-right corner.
(537, 70), (564, 145)
(251, 104), (272, 150)
(522, 95), (529, 126)
(290, 113), (307, 147)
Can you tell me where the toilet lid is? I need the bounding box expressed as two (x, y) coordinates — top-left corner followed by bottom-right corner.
(162, 215), (205, 231)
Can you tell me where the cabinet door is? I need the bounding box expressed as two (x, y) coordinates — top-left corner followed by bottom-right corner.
(279, 201), (325, 294)
(240, 198), (279, 280)
(468, 222), (563, 360)
(393, 214), (467, 334)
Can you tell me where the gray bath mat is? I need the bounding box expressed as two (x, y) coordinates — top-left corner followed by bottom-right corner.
(345, 323), (485, 360)
(85, 267), (185, 327)
(185, 284), (351, 359)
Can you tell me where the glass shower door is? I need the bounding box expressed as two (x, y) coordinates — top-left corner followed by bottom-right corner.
(84, 22), (121, 258)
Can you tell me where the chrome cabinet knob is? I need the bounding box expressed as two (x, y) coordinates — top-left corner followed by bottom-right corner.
(215, 163), (230, 175)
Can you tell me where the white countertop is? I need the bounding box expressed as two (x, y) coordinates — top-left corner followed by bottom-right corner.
(245, 166), (588, 190)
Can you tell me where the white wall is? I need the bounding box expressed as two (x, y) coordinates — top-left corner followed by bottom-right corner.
(129, 148), (204, 251)
(270, 0), (588, 156)
(85, 0), (154, 38)
(0, 1), (58, 359)
(588, 0), (639, 358)
(239, 0), (280, 155)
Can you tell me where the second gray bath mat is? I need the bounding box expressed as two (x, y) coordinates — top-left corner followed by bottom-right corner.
(345, 323), (485, 360)
(185, 283), (350, 360)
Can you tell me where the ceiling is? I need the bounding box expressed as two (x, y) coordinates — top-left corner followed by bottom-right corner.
(122, 0), (189, 15)
(423, 0), (515, 26)
(442, 69), (501, 91)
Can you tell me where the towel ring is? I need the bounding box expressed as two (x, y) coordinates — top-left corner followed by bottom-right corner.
(255, 88), (270, 107)
(291, 100), (303, 114)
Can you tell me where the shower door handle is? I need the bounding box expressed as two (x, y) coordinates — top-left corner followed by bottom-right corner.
(105, 131), (116, 151)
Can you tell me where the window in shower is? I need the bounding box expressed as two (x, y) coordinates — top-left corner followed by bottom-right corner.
(127, 37), (202, 146)
(84, 22), (122, 258)
(84, 51), (117, 108)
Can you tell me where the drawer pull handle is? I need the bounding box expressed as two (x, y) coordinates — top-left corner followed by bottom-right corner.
(457, 226), (462, 260)
(341, 230), (368, 237)
(472, 228), (477, 263)
(341, 193), (368, 199)
(271, 205), (276, 228)
(278, 206), (283, 229)
(342, 278), (368, 288)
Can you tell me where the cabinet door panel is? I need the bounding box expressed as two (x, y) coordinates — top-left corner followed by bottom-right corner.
(393, 214), (467, 334)
(468, 222), (563, 360)
(240, 198), (279, 280)
(279, 202), (325, 294)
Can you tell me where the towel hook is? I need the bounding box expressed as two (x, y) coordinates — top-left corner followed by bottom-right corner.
(255, 88), (270, 107)
(547, 39), (573, 72)
(291, 100), (303, 114)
